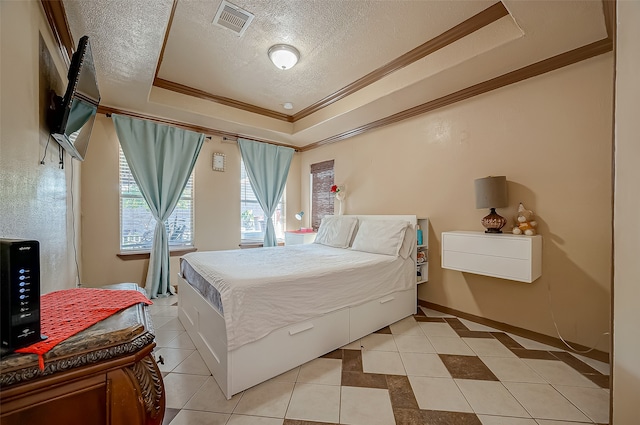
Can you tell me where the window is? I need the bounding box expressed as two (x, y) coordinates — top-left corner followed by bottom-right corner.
(310, 160), (335, 230)
(119, 147), (194, 251)
(240, 160), (285, 242)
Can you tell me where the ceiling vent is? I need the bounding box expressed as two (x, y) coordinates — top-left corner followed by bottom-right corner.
(212, 1), (254, 36)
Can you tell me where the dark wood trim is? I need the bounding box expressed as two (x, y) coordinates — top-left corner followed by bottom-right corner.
(602, 0), (615, 41)
(419, 300), (610, 364)
(606, 1), (616, 415)
(301, 37), (613, 151)
(43, 0), (613, 153)
(103, 36), (612, 154)
(97, 105), (300, 151)
(154, 0), (178, 81)
(117, 247), (197, 261)
(40, 0), (74, 66)
(150, 0), (293, 122)
(151, 0), (294, 122)
(152, 2), (507, 123)
(153, 78), (293, 122)
(292, 2), (509, 122)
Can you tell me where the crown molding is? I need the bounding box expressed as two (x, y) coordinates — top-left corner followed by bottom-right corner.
(43, 0), (614, 152)
(153, 78), (293, 122)
(300, 38), (613, 151)
(153, 2), (507, 123)
(292, 2), (508, 122)
(97, 105), (299, 151)
(40, 0), (74, 66)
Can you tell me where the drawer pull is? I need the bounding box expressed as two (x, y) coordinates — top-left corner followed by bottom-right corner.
(379, 296), (395, 304)
(289, 322), (314, 336)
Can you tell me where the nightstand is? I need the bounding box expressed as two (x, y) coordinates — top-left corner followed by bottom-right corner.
(285, 231), (317, 245)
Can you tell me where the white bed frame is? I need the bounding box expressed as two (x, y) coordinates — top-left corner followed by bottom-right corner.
(177, 215), (418, 399)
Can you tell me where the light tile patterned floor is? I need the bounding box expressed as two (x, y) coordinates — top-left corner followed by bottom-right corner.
(148, 295), (610, 425)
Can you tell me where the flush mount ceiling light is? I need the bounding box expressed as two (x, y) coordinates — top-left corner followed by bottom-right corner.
(268, 44), (300, 70)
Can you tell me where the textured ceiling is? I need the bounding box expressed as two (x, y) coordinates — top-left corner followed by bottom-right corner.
(62, 0), (609, 148)
(159, 0), (495, 114)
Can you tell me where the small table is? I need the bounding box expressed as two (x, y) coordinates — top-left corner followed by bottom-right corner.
(0, 283), (165, 425)
(285, 230), (317, 245)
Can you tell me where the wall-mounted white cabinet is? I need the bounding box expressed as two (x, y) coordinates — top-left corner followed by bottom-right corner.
(441, 231), (542, 283)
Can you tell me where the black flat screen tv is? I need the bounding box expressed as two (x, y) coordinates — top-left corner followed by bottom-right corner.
(50, 35), (100, 161)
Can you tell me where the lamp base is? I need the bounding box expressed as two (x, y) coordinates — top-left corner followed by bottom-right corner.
(481, 208), (507, 233)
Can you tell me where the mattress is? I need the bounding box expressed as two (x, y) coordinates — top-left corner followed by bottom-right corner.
(181, 243), (414, 351)
(180, 259), (223, 313)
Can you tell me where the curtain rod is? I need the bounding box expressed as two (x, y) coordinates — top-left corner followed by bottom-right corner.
(103, 112), (298, 151)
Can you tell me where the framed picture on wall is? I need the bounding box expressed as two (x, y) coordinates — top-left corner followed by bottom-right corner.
(212, 152), (225, 172)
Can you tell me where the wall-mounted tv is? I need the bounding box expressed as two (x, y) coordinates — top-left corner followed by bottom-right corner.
(49, 35), (100, 161)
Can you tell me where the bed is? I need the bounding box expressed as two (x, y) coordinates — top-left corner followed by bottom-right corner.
(177, 214), (419, 399)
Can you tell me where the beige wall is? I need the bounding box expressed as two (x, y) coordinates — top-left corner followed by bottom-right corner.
(612, 0), (640, 421)
(0, 1), (79, 294)
(77, 6), (613, 358)
(299, 54), (613, 353)
(81, 116), (301, 288)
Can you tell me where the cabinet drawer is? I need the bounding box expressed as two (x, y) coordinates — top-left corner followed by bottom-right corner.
(443, 233), (530, 259)
(443, 251), (532, 282)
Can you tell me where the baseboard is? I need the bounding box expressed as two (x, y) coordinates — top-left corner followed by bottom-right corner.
(418, 300), (610, 364)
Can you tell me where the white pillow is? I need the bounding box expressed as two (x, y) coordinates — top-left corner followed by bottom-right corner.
(314, 216), (358, 248)
(398, 224), (416, 259)
(350, 219), (409, 256)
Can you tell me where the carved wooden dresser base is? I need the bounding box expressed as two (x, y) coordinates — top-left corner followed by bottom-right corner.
(0, 284), (165, 425)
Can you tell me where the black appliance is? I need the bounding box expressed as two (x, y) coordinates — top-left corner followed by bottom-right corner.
(1, 239), (42, 351)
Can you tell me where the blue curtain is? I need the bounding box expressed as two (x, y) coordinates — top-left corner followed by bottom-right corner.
(112, 114), (204, 298)
(66, 98), (97, 135)
(238, 138), (294, 247)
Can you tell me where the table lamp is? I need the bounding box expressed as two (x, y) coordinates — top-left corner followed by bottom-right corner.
(474, 176), (508, 233)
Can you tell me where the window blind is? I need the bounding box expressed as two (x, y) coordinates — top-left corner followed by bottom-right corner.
(119, 147), (194, 251)
(310, 160), (335, 231)
(240, 159), (285, 242)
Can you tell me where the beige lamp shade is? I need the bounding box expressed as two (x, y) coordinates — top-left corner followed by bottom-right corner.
(475, 176), (508, 209)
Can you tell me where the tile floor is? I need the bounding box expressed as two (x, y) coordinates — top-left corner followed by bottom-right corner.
(148, 296), (610, 425)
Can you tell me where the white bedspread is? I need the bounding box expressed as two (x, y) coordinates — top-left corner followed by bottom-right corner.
(182, 244), (414, 351)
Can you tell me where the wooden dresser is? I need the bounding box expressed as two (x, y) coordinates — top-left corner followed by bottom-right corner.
(0, 284), (165, 425)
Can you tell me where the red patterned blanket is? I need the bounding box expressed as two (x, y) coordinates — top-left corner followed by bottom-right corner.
(16, 288), (152, 369)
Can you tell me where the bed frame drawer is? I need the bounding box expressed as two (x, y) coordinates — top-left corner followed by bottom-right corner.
(230, 308), (350, 394)
(349, 287), (416, 340)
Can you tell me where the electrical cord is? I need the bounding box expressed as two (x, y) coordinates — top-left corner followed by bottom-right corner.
(59, 144), (64, 169)
(69, 155), (81, 287)
(547, 277), (609, 354)
(40, 134), (53, 165)
(40, 138), (80, 286)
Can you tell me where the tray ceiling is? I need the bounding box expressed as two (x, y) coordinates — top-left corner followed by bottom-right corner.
(61, 0), (610, 149)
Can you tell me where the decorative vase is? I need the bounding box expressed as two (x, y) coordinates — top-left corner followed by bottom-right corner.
(335, 190), (345, 215)
(481, 208), (507, 233)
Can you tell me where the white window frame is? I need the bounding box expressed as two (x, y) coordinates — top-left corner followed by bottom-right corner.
(240, 159), (285, 243)
(119, 147), (194, 252)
